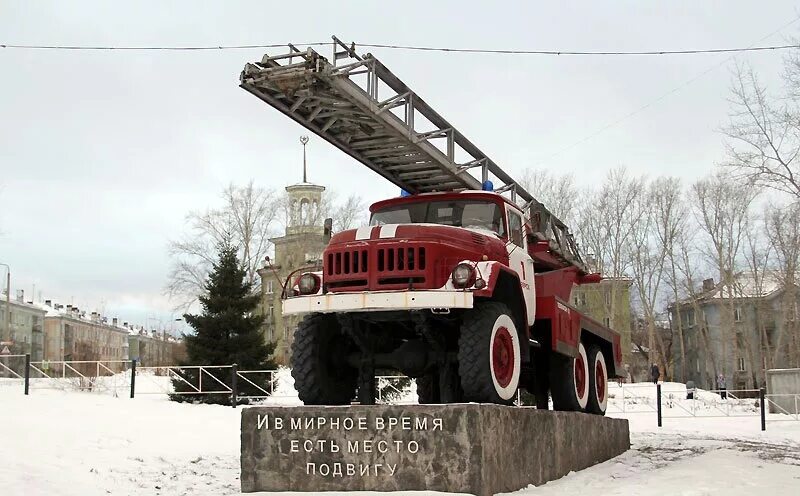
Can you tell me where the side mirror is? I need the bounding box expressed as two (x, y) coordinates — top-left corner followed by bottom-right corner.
(323, 217), (333, 244)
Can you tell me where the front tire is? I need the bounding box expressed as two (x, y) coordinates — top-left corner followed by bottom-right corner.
(550, 341), (590, 412)
(458, 302), (521, 404)
(290, 313), (358, 405)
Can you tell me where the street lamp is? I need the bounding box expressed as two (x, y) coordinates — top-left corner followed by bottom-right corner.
(0, 263), (9, 344)
(300, 135), (309, 183)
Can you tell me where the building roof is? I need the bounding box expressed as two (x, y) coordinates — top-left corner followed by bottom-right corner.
(30, 301), (177, 341)
(671, 271), (795, 308)
(711, 271), (784, 299)
(1, 297), (47, 315)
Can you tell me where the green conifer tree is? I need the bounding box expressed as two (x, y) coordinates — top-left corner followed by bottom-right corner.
(170, 242), (275, 404)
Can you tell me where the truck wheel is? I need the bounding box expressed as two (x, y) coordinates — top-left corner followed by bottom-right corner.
(416, 374), (439, 404)
(290, 313), (357, 405)
(550, 341), (589, 412)
(586, 345), (608, 415)
(458, 302), (521, 404)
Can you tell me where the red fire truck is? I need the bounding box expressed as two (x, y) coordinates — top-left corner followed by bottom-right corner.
(240, 38), (622, 414)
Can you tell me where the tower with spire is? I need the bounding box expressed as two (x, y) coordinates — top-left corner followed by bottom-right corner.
(258, 137), (328, 365)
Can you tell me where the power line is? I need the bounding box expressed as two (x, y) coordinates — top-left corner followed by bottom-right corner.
(1, 41), (800, 56)
(361, 43), (800, 56)
(533, 15), (800, 164)
(0, 42), (329, 51)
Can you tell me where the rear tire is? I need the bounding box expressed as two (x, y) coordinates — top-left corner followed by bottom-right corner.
(550, 341), (589, 412)
(586, 345), (608, 415)
(458, 302), (521, 404)
(290, 313), (358, 405)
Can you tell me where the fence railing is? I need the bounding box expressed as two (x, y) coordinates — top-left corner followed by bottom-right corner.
(0, 355), (414, 406)
(3, 355), (800, 429)
(604, 383), (800, 430)
(608, 384), (761, 417)
(764, 393), (800, 421)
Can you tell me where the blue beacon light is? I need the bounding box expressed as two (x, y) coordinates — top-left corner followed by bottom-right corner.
(400, 189), (412, 197)
(482, 180), (494, 191)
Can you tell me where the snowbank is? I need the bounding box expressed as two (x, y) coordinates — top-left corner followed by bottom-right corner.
(2, 379), (799, 495)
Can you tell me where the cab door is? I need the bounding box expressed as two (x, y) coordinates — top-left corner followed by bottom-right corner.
(507, 207), (536, 326)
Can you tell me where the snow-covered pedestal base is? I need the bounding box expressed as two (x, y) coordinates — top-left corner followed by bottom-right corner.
(240, 404), (630, 495)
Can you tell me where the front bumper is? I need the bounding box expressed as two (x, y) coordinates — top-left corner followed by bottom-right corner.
(282, 290), (474, 315)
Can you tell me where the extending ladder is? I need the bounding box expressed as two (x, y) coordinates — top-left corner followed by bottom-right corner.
(240, 37), (586, 273)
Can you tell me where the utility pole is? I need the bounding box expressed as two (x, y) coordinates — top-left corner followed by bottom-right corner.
(300, 135), (309, 183)
(0, 263), (9, 344)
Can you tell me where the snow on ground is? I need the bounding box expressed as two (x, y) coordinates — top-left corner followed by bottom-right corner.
(2, 376), (799, 496)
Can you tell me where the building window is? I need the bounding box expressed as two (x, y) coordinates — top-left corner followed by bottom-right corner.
(283, 326), (289, 340)
(734, 307), (742, 322)
(268, 305), (274, 318)
(603, 317), (610, 328)
(266, 280), (274, 294)
(737, 357), (746, 372)
(686, 310), (697, 327)
(604, 292), (611, 306)
(696, 358), (700, 373)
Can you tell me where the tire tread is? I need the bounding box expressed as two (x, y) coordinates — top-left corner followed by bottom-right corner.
(458, 302), (515, 404)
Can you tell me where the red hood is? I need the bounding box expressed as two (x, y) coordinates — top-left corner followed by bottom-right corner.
(323, 224), (508, 292)
(331, 224), (507, 258)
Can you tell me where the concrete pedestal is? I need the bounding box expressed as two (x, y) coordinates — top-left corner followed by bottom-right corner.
(241, 404), (629, 496)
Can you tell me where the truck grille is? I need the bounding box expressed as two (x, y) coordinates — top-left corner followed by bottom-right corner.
(324, 245), (428, 291)
(377, 246), (426, 272)
(327, 249), (368, 275)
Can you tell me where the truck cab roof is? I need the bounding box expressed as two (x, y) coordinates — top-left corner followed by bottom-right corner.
(369, 190), (523, 214)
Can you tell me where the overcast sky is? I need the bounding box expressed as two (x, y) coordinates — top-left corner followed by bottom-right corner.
(1, 1), (798, 330)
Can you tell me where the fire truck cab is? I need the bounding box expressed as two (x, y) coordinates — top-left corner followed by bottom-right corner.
(283, 190), (620, 414)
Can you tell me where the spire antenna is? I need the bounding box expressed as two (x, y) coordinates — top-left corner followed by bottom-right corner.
(299, 135), (309, 182)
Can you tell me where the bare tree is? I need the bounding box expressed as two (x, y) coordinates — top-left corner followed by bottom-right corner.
(741, 210), (772, 386)
(691, 172), (755, 379)
(673, 225), (718, 386)
(654, 178), (691, 382)
(329, 193), (368, 232)
(723, 63), (800, 199)
(577, 167), (645, 331)
(167, 181), (280, 309)
(630, 177), (684, 379)
(765, 202), (800, 368)
(519, 168), (580, 224)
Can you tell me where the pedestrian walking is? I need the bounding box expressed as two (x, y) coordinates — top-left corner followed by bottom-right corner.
(650, 363), (660, 384)
(686, 380), (696, 400)
(717, 374), (727, 400)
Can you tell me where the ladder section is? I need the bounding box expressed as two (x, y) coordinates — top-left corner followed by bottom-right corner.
(240, 38), (586, 273)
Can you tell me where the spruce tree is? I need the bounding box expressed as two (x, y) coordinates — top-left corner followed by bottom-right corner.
(170, 242), (275, 404)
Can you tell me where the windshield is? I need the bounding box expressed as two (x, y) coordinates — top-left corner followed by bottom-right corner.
(370, 200), (506, 236)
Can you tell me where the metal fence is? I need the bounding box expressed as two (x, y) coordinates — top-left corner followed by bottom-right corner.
(0, 354), (414, 405)
(604, 383), (800, 430)
(3, 354), (799, 429)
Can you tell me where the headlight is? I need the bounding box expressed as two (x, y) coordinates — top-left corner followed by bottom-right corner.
(451, 263), (476, 288)
(297, 273), (320, 295)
